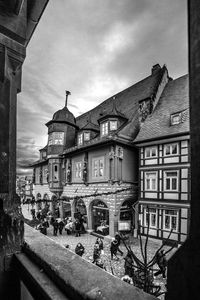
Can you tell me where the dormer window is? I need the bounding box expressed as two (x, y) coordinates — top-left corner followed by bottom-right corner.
(171, 113), (182, 125)
(84, 132), (90, 141)
(78, 133), (83, 145)
(101, 122), (109, 136)
(110, 120), (117, 131)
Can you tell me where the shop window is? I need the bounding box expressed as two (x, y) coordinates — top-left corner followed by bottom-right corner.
(145, 172), (157, 190)
(145, 208), (157, 228)
(75, 162), (82, 178)
(145, 146), (157, 158)
(163, 210), (178, 232)
(84, 132), (90, 141)
(164, 171), (178, 191)
(110, 120), (117, 131)
(101, 122), (108, 136)
(164, 143), (178, 156)
(78, 133), (83, 145)
(92, 157), (104, 178)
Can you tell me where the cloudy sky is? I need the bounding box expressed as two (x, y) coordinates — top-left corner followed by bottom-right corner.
(17, 0), (188, 176)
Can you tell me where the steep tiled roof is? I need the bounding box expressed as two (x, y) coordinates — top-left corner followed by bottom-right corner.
(134, 75), (189, 143)
(76, 66), (165, 140)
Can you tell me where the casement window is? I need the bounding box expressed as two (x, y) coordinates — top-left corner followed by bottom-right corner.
(75, 162), (82, 178)
(164, 143), (178, 156)
(145, 208), (157, 228)
(145, 146), (157, 158)
(145, 172), (157, 191)
(48, 132), (64, 145)
(84, 132), (90, 141)
(92, 157), (104, 178)
(164, 171), (178, 191)
(110, 120), (117, 131)
(78, 134), (83, 145)
(101, 122), (109, 136)
(163, 210), (178, 232)
(171, 113), (182, 125)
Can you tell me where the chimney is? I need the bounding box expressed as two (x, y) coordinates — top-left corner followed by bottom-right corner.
(65, 90), (71, 107)
(151, 64), (161, 75)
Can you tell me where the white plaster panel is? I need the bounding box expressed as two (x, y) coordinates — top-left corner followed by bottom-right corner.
(145, 159), (157, 165)
(181, 193), (188, 201)
(181, 156), (188, 162)
(181, 169), (188, 178)
(164, 157), (179, 164)
(181, 208), (188, 218)
(181, 219), (188, 234)
(144, 192), (157, 198)
(181, 179), (188, 193)
(163, 193), (179, 200)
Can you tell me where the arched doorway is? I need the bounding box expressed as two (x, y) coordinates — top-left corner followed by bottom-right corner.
(91, 200), (109, 236)
(118, 199), (134, 232)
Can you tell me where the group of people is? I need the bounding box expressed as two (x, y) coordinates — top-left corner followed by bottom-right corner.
(31, 206), (86, 237)
(74, 237), (106, 270)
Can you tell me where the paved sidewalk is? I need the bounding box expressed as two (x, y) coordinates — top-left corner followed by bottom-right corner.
(22, 204), (174, 298)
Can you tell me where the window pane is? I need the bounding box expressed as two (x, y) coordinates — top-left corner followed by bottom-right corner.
(151, 148), (156, 157)
(165, 216), (170, 229)
(166, 178), (170, 190)
(172, 144), (177, 154)
(172, 216), (177, 230)
(172, 178), (177, 190)
(152, 179), (156, 190)
(165, 145), (170, 155)
(110, 121), (117, 130)
(151, 214), (156, 227)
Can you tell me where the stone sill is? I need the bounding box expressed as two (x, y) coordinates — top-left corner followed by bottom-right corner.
(18, 224), (156, 300)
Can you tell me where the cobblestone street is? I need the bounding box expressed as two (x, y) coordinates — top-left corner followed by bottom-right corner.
(22, 204), (175, 298)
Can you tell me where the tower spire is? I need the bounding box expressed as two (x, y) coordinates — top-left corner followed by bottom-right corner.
(65, 90), (71, 107)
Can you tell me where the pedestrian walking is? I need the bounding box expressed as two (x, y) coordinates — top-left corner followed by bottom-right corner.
(53, 219), (59, 236)
(96, 238), (104, 254)
(42, 218), (49, 235)
(124, 251), (134, 277)
(30, 208), (35, 220)
(92, 243), (101, 264)
(58, 219), (65, 235)
(75, 243), (85, 257)
(74, 218), (81, 237)
(115, 232), (124, 256)
(110, 238), (119, 260)
(154, 250), (167, 278)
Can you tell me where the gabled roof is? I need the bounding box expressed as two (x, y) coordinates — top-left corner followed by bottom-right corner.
(134, 75), (189, 143)
(76, 65), (166, 140)
(79, 120), (100, 132)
